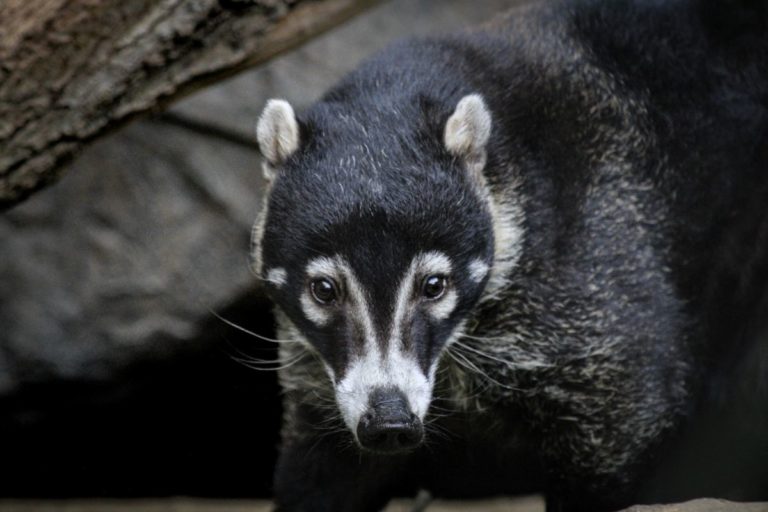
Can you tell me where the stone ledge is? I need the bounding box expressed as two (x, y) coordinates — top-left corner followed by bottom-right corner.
(0, 497), (765, 512)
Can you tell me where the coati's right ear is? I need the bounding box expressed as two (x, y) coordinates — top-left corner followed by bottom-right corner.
(256, 99), (300, 181)
(444, 94), (492, 186)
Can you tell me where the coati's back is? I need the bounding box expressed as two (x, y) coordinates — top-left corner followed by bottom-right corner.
(251, 0), (768, 510)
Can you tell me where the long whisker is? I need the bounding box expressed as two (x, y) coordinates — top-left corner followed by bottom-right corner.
(459, 332), (515, 342)
(209, 309), (299, 344)
(453, 339), (515, 366)
(446, 347), (521, 391)
(231, 350), (308, 372)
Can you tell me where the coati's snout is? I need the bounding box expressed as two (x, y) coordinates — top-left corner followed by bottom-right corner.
(356, 387), (424, 453)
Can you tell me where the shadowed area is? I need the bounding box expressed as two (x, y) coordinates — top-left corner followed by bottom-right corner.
(0, 293), (281, 498)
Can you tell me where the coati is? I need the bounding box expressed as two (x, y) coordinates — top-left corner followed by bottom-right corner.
(249, 0), (768, 510)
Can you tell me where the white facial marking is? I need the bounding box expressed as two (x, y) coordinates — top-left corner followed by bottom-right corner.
(306, 256), (338, 278)
(300, 294), (331, 327)
(334, 256), (424, 434)
(299, 256), (339, 327)
(265, 267), (287, 287)
(415, 250), (452, 276)
(468, 258), (490, 283)
(429, 289), (457, 321)
(388, 251), (449, 352)
(334, 251), (458, 436)
(336, 258), (378, 353)
(336, 347), (431, 434)
(415, 251), (457, 321)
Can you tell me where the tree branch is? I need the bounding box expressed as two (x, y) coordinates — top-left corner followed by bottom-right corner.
(0, 0), (380, 209)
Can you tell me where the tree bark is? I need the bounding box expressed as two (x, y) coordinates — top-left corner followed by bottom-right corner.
(0, 0), (379, 209)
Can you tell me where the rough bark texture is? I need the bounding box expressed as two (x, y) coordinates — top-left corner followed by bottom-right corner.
(0, 0), (378, 209)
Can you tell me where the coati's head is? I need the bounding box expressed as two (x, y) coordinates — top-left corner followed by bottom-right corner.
(251, 93), (522, 454)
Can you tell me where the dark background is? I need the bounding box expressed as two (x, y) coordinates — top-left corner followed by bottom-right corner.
(0, 293), (280, 497)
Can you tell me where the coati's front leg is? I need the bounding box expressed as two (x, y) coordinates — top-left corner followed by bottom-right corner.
(273, 405), (417, 512)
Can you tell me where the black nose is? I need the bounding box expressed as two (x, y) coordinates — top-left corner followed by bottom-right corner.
(356, 387), (424, 454)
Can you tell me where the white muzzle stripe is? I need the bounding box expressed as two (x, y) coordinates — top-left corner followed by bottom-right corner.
(334, 251), (457, 433)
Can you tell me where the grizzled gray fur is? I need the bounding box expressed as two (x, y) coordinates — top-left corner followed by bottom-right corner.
(250, 0), (768, 510)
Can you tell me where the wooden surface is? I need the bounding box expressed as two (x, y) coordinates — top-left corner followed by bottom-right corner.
(0, 0), (380, 208)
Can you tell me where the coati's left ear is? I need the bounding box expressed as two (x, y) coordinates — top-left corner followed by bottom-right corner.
(444, 94), (492, 179)
(256, 99), (300, 181)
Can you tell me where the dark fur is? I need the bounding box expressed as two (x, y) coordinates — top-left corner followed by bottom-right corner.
(261, 0), (768, 510)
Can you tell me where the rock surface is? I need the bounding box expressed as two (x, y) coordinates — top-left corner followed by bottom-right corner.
(0, 0), (516, 400)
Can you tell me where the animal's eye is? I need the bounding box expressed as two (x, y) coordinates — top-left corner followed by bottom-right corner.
(422, 275), (447, 300)
(310, 278), (338, 304)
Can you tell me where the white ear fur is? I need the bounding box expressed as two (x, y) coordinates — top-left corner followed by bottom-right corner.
(256, 99), (300, 179)
(444, 94), (492, 173)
